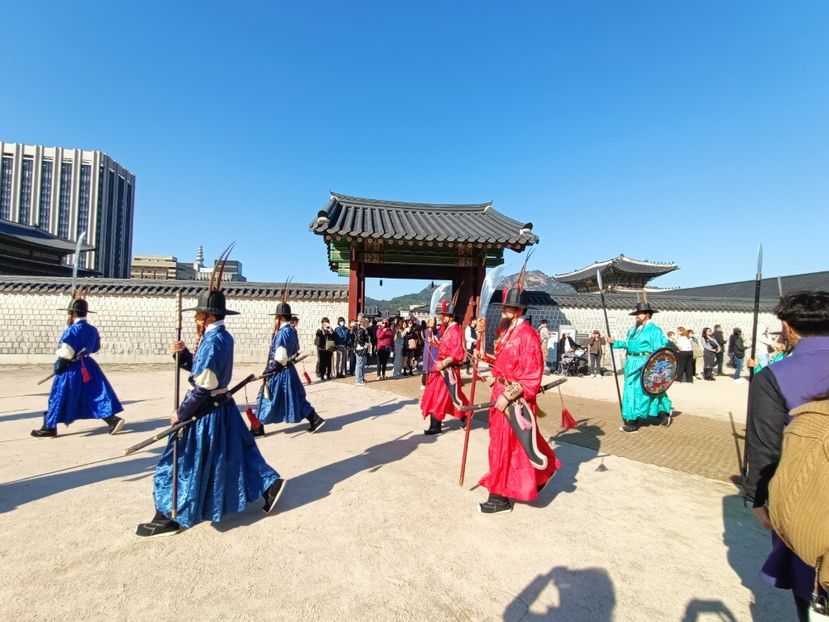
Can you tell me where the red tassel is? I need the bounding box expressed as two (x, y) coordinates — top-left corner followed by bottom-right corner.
(560, 407), (577, 430)
(303, 371), (312, 385)
(80, 358), (91, 383)
(244, 407), (262, 430)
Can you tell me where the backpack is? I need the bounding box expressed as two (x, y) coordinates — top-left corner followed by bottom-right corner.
(769, 399), (829, 591)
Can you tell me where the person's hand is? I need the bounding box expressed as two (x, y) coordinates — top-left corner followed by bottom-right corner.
(170, 411), (180, 425)
(747, 358), (757, 368)
(494, 394), (510, 413)
(607, 337), (614, 345)
(169, 340), (186, 354)
(752, 506), (772, 530)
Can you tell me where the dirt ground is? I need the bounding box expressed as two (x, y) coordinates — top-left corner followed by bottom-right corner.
(0, 364), (790, 621)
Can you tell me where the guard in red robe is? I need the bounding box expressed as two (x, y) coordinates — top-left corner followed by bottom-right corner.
(477, 286), (559, 514)
(420, 300), (469, 435)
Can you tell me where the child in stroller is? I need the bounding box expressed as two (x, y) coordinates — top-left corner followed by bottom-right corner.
(560, 347), (589, 377)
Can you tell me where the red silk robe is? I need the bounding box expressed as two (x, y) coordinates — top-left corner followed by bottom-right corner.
(420, 322), (468, 421)
(478, 319), (559, 501)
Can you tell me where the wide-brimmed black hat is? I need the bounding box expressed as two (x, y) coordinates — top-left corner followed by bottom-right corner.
(59, 299), (95, 314)
(184, 290), (239, 316)
(502, 286), (527, 310)
(629, 302), (658, 315)
(270, 301), (292, 317)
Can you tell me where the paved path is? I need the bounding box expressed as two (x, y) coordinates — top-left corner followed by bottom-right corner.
(0, 365), (788, 621)
(360, 370), (749, 483)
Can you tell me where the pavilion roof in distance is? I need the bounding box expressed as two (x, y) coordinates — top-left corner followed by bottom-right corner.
(555, 254), (678, 293)
(308, 193), (539, 248)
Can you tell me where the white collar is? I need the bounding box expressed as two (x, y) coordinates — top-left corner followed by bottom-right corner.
(73, 317), (88, 324)
(206, 320), (225, 333)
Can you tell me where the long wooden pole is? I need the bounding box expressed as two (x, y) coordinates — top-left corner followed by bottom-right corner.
(459, 327), (484, 486)
(597, 271), (624, 422)
(172, 292), (182, 519)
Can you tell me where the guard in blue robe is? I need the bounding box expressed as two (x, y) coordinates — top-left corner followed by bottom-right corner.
(31, 299), (125, 438)
(610, 302), (674, 433)
(136, 288), (284, 538)
(252, 301), (325, 436)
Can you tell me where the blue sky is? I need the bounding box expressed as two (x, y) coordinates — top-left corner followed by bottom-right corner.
(3, 2), (827, 298)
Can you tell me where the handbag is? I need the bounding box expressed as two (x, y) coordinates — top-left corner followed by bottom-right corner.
(325, 336), (336, 352)
(692, 342), (703, 360)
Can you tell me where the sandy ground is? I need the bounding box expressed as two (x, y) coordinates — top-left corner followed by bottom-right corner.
(0, 365), (790, 621)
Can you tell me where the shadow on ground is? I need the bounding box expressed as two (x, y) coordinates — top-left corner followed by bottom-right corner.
(502, 565), (616, 621)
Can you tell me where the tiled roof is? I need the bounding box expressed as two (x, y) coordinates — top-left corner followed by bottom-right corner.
(491, 290), (777, 313)
(669, 271), (829, 299)
(309, 193), (539, 247)
(0, 219), (94, 253)
(0, 276), (347, 300)
(555, 255), (677, 282)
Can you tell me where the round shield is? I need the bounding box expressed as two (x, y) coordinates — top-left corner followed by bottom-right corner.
(641, 347), (678, 395)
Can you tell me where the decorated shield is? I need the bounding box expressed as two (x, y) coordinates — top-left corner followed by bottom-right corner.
(641, 347), (678, 395)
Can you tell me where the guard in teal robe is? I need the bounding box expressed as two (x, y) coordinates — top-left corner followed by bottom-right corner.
(610, 302), (673, 432)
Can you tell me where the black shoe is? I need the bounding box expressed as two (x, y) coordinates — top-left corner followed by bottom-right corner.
(308, 412), (326, 433)
(135, 518), (180, 538)
(31, 427), (57, 438)
(251, 426), (265, 438)
(424, 415), (443, 436)
(458, 416), (469, 430)
(263, 478), (286, 513)
(107, 416), (125, 435)
(659, 412), (673, 428)
(619, 423), (639, 433)
(477, 497), (512, 514)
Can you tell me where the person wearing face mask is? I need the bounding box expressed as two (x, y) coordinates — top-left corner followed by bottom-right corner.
(607, 302), (674, 433)
(315, 317), (335, 381)
(333, 316), (350, 378)
(375, 319), (394, 380)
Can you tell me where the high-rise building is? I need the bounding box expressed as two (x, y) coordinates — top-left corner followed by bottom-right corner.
(0, 142), (135, 278)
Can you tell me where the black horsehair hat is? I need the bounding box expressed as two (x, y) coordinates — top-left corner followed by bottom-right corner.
(59, 285), (95, 314)
(183, 243), (239, 316)
(629, 302), (659, 315)
(501, 249), (534, 310)
(270, 277), (293, 318)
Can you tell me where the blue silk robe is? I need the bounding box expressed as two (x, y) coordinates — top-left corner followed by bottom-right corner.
(255, 324), (314, 424)
(153, 323), (279, 528)
(45, 319), (123, 429)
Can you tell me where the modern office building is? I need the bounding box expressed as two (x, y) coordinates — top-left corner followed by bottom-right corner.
(130, 255), (196, 280)
(0, 142), (135, 278)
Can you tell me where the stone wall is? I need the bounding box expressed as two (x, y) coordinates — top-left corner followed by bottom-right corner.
(0, 283), (348, 364)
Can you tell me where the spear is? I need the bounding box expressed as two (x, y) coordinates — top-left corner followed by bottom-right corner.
(742, 245), (763, 481)
(597, 270), (624, 421)
(458, 264), (505, 486)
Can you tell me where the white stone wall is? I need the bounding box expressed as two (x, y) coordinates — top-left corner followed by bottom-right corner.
(484, 303), (779, 364)
(0, 292), (347, 364)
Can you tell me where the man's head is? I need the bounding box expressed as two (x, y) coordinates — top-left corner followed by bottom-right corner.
(540, 319), (548, 326)
(360, 316), (370, 327)
(714, 324), (722, 331)
(775, 291), (829, 340)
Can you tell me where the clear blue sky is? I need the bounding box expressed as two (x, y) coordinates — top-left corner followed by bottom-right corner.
(3, 2), (827, 298)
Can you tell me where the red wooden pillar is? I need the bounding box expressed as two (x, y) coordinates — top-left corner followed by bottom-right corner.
(348, 246), (360, 321)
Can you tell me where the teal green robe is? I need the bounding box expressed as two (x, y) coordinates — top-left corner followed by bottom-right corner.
(612, 321), (673, 422)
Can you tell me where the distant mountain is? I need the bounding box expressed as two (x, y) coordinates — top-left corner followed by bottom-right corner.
(365, 270), (574, 313)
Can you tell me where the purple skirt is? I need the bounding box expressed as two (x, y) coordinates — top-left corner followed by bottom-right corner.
(761, 531), (816, 602)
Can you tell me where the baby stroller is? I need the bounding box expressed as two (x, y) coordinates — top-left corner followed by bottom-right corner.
(560, 348), (589, 377)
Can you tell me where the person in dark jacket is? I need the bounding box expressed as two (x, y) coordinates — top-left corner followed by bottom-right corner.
(712, 324), (727, 375)
(728, 328), (747, 382)
(745, 291), (829, 620)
